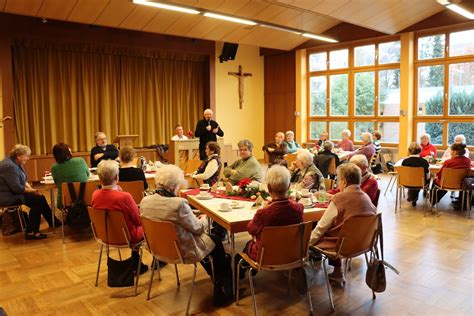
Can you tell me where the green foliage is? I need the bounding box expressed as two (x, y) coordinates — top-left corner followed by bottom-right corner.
(330, 75), (348, 115)
(449, 90), (474, 115)
(355, 72), (374, 115)
(310, 80), (326, 116)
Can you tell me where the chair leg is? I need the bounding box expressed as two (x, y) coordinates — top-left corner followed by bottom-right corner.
(134, 248), (143, 296)
(364, 253), (370, 268)
(307, 288), (314, 315)
(118, 249), (122, 261)
(248, 267), (258, 316)
(185, 264), (197, 316)
(394, 186), (398, 213)
(61, 209), (65, 243)
(288, 269), (292, 296)
(147, 258), (157, 300)
(236, 259), (243, 305)
(209, 255), (215, 283)
(322, 257), (335, 312)
(95, 244), (103, 287)
(460, 191), (465, 213)
(435, 189), (440, 217)
(157, 258), (162, 281)
(175, 264), (180, 287)
(16, 206), (25, 232)
(384, 176), (393, 196)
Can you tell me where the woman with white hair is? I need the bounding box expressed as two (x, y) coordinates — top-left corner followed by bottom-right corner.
(140, 164), (233, 306)
(92, 160), (147, 269)
(336, 129), (354, 151)
(284, 130), (301, 153)
(290, 150), (325, 190)
(243, 165), (303, 262)
(0, 144), (58, 240)
(441, 134), (470, 161)
(419, 133), (437, 158)
(344, 132), (376, 163)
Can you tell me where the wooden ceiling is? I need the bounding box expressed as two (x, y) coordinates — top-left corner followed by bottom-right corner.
(0, 0), (447, 50)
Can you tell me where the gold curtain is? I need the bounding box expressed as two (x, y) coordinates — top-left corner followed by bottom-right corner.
(12, 40), (205, 155)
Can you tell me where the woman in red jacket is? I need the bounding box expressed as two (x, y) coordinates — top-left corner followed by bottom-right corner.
(430, 143), (471, 206)
(419, 133), (437, 158)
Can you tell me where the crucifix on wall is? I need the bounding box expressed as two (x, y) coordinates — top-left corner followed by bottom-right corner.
(228, 65), (252, 109)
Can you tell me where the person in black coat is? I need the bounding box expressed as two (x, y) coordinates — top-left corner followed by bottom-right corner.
(314, 141), (340, 178)
(194, 109), (224, 161)
(118, 147), (148, 190)
(401, 142), (430, 206)
(90, 132), (119, 168)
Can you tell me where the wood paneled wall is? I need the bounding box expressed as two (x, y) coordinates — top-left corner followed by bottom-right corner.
(263, 51), (296, 143)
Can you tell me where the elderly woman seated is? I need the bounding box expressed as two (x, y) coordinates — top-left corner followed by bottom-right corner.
(441, 134), (470, 161)
(237, 165), (303, 276)
(344, 132), (376, 163)
(401, 142), (430, 207)
(336, 129), (354, 151)
(91, 160), (148, 273)
(223, 140), (262, 184)
(314, 141), (340, 178)
(290, 150), (325, 190)
(419, 133), (437, 158)
(284, 131), (301, 153)
(309, 163), (377, 282)
(192, 141), (222, 186)
(118, 146), (148, 190)
(320, 154), (379, 206)
(140, 164), (233, 306)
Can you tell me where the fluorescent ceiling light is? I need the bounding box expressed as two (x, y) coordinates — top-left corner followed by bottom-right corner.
(261, 24), (301, 35)
(203, 12), (257, 26)
(436, 0), (450, 5)
(302, 33), (338, 43)
(446, 4), (474, 19)
(133, 0), (200, 15)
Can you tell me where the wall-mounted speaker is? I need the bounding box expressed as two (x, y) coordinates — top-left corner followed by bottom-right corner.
(219, 43), (238, 63)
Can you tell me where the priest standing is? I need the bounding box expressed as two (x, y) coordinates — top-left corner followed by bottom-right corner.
(195, 109), (224, 161)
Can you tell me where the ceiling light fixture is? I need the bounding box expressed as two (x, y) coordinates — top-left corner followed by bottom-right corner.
(132, 0), (200, 15)
(261, 24), (302, 35)
(446, 3), (474, 19)
(203, 12), (257, 26)
(302, 33), (338, 43)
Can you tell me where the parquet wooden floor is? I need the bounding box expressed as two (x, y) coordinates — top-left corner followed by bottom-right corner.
(1, 174), (473, 315)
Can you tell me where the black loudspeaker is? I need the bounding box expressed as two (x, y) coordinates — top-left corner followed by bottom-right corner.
(219, 43), (238, 63)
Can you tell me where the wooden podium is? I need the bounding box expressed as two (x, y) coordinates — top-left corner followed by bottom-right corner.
(113, 135), (138, 149)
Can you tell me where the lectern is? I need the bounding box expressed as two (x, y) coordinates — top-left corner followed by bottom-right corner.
(113, 135), (139, 149)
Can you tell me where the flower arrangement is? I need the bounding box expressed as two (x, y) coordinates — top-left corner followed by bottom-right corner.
(227, 178), (270, 200)
(187, 130), (194, 138)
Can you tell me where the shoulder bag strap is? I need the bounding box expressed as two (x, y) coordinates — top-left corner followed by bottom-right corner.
(67, 183), (78, 204)
(78, 182), (86, 203)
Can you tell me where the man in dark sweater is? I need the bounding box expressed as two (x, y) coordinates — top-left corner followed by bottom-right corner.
(90, 132), (119, 168)
(194, 109), (224, 161)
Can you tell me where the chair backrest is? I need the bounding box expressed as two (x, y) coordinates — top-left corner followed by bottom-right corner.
(284, 153), (298, 166)
(185, 159), (202, 174)
(440, 168), (469, 190)
(328, 156), (337, 177)
(194, 177), (204, 187)
(61, 182), (97, 207)
(324, 178), (335, 191)
(395, 166), (425, 188)
(257, 222), (312, 268)
(141, 217), (184, 263)
(88, 207), (132, 247)
(369, 152), (379, 167)
(336, 213), (379, 259)
(119, 181), (145, 205)
(382, 153), (391, 164)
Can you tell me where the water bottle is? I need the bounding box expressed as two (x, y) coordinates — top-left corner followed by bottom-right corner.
(318, 187), (326, 203)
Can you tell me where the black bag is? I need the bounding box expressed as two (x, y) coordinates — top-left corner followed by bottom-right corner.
(107, 255), (135, 287)
(66, 182), (90, 228)
(365, 215), (399, 293)
(372, 163), (383, 175)
(1, 208), (28, 236)
(461, 176), (474, 191)
(386, 161), (395, 172)
(293, 223), (318, 295)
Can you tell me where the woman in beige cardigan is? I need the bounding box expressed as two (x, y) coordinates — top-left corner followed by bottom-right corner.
(140, 164), (233, 306)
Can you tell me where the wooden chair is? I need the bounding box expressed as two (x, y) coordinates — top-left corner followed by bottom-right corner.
(88, 207), (144, 295)
(141, 217), (212, 315)
(324, 178), (335, 191)
(284, 153), (298, 166)
(236, 222), (314, 316)
(432, 168), (469, 216)
(184, 159), (202, 174)
(61, 182), (97, 242)
(369, 152), (379, 172)
(313, 213), (380, 312)
(393, 166), (427, 214)
(119, 181), (145, 205)
(328, 156), (337, 179)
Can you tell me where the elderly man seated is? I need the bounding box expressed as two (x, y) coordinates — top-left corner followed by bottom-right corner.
(262, 132), (288, 166)
(223, 140), (262, 184)
(343, 132), (376, 163)
(309, 163), (377, 282)
(320, 154), (379, 206)
(140, 164), (233, 306)
(237, 165), (303, 278)
(290, 150), (325, 191)
(91, 160), (148, 273)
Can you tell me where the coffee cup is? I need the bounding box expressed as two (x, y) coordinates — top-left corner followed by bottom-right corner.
(220, 202), (231, 211)
(301, 189), (310, 197)
(301, 197), (312, 206)
(199, 191), (210, 197)
(201, 183), (210, 190)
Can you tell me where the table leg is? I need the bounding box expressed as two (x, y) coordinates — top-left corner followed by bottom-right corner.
(230, 232), (236, 296)
(50, 188), (56, 234)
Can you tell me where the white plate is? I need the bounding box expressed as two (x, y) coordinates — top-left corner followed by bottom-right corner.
(303, 204), (314, 209)
(218, 208), (232, 212)
(196, 195), (213, 200)
(231, 204), (245, 209)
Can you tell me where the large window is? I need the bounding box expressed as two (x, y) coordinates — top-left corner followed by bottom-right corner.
(307, 39), (401, 144)
(414, 28), (474, 148)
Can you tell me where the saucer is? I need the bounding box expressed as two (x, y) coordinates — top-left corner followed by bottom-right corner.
(196, 195), (213, 200)
(303, 204), (314, 209)
(231, 203), (245, 209)
(218, 207), (232, 212)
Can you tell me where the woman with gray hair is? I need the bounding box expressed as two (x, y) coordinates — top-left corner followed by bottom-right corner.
(441, 134), (470, 161)
(314, 141), (340, 178)
(344, 132), (376, 163)
(223, 139), (262, 184)
(289, 150), (325, 190)
(242, 165), (303, 262)
(419, 133), (437, 158)
(0, 144), (58, 239)
(284, 130), (301, 153)
(336, 129), (354, 151)
(140, 164), (233, 306)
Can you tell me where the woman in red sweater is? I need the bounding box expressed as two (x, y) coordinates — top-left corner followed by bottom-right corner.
(419, 133), (437, 158)
(430, 143), (471, 206)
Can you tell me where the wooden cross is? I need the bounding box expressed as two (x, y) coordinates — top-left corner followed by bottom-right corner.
(228, 65), (252, 109)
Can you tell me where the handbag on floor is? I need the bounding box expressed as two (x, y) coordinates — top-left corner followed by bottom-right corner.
(1, 208), (28, 236)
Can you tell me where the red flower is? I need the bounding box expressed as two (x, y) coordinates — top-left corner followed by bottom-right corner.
(187, 130), (193, 138)
(237, 178), (252, 189)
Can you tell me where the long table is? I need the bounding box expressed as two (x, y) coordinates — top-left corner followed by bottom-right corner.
(184, 190), (326, 294)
